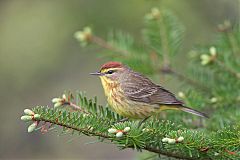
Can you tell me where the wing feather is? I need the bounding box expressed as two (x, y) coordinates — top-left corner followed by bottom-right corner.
(120, 70), (183, 105)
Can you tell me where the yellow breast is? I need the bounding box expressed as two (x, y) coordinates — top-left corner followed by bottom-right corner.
(100, 77), (158, 119)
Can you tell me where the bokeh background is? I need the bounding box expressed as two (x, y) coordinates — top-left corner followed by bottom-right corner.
(0, 0), (239, 159)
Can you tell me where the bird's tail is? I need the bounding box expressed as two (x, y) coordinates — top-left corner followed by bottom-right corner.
(179, 106), (209, 118)
(160, 105), (209, 118)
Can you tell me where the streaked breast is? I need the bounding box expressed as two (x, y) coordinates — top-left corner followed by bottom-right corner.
(100, 77), (157, 119)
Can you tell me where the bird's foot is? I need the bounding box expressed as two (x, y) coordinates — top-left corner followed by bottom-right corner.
(137, 116), (150, 128)
(112, 117), (129, 125)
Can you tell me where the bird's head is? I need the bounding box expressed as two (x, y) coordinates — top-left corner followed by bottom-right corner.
(90, 61), (126, 82)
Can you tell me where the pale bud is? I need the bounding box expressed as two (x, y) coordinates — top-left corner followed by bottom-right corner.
(177, 136), (184, 142)
(123, 127), (130, 132)
(200, 54), (210, 65)
(108, 128), (117, 134)
(28, 122), (38, 133)
(52, 98), (61, 103)
(142, 128), (150, 132)
(84, 27), (92, 35)
(151, 8), (160, 18)
(209, 46), (217, 56)
(200, 54), (209, 61)
(82, 114), (88, 118)
(201, 60), (208, 65)
(74, 31), (85, 41)
(162, 137), (170, 143)
(74, 27), (92, 43)
(62, 94), (67, 100)
(145, 8), (160, 20)
(24, 109), (34, 116)
(168, 138), (176, 144)
(210, 97), (218, 103)
(214, 152), (219, 156)
(33, 114), (40, 120)
(116, 131), (123, 138)
(21, 115), (33, 121)
(54, 102), (62, 108)
(178, 92), (185, 98)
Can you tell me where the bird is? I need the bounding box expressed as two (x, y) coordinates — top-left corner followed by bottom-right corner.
(90, 61), (208, 121)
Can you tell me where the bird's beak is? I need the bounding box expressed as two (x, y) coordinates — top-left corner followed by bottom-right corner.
(89, 72), (104, 76)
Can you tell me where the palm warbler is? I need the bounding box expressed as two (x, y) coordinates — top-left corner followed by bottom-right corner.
(90, 61), (208, 119)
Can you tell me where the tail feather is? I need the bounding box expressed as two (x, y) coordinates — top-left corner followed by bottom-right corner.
(180, 106), (209, 118)
(159, 105), (209, 118)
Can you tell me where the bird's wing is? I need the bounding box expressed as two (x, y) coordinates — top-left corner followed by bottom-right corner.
(121, 71), (183, 105)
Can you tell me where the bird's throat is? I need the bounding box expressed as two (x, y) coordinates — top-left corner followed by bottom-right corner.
(100, 77), (119, 97)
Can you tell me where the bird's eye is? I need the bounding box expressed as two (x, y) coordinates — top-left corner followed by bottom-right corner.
(106, 70), (115, 74)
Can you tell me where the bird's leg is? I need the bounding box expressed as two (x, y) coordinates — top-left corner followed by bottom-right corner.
(112, 117), (129, 125)
(138, 116), (150, 128)
(119, 117), (129, 123)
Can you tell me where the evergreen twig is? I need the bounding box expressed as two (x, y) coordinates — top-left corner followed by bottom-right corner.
(21, 99), (240, 160)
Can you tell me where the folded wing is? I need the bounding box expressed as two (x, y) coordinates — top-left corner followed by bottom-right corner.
(121, 71), (183, 105)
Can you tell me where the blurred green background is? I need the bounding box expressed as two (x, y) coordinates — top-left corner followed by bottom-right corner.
(0, 0), (239, 159)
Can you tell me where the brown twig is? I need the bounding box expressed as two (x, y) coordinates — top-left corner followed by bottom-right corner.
(90, 36), (131, 56)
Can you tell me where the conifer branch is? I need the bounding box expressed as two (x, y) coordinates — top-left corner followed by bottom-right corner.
(36, 116), (196, 160)
(20, 94), (240, 160)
